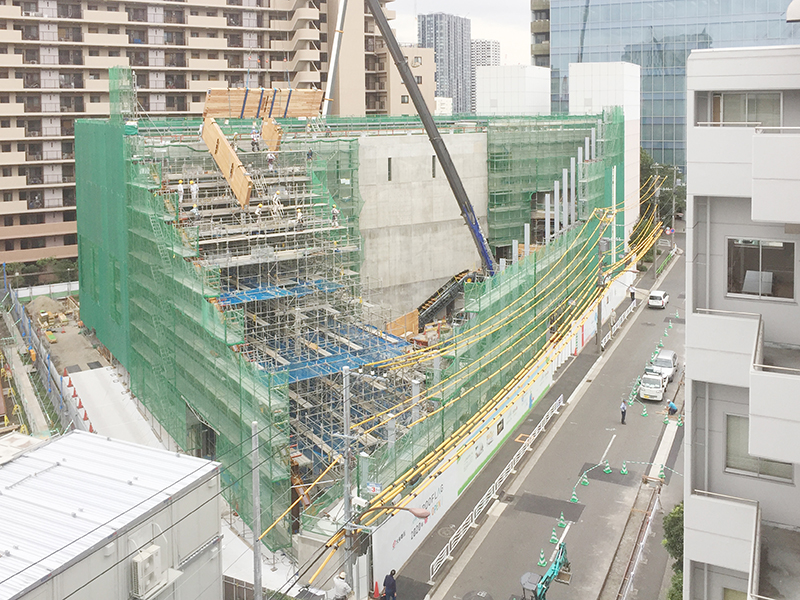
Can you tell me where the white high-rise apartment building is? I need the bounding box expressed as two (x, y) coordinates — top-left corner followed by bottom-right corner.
(0, 0), (393, 266)
(470, 38), (499, 114)
(418, 12), (470, 115)
(684, 44), (800, 600)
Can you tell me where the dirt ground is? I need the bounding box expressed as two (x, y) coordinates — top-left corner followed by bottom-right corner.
(23, 297), (109, 374)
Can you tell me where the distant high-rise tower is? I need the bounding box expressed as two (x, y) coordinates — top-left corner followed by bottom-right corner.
(471, 39), (501, 113)
(418, 13), (472, 114)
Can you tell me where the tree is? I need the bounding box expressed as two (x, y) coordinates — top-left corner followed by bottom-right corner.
(640, 148), (686, 225)
(663, 501), (684, 600)
(662, 501), (684, 570)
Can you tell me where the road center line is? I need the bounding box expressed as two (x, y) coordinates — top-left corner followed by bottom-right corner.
(600, 434), (616, 463)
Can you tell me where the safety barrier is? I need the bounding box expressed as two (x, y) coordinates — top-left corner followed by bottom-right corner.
(429, 393), (564, 582)
(602, 298), (637, 350)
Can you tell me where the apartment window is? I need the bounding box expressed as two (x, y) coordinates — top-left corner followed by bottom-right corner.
(87, 3), (98, 9)
(192, 94), (201, 102)
(206, 10), (216, 16)
(89, 95), (100, 103)
(4, 216), (12, 226)
(20, 237), (45, 250)
(532, 9), (549, 20)
(107, 27), (119, 34)
(208, 52), (218, 60)
(88, 26), (98, 33)
(412, 56), (422, 67)
(89, 71), (100, 80)
(0, 95), (8, 103)
(107, 4), (118, 10)
(190, 10), (198, 15)
(3, 192), (11, 201)
(1, 168), (10, 176)
(432, 156), (436, 178)
(191, 51), (200, 58)
(64, 233), (77, 245)
(401, 95), (409, 104)
(387, 157), (392, 182)
(415, 76), (422, 84)
(726, 415), (793, 481)
(109, 50), (120, 57)
(727, 239), (794, 299)
(1, 144), (8, 152)
(0, 120), (8, 127)
(698, 91), (781, 127)
(191, 31), (199, 37)
(88, 48), (99, 57)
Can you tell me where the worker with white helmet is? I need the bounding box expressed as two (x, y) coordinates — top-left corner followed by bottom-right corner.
(190, 179), (199, 203)
(251, 125), (260, 152)
(176, 179), (184, 203)
(331, 571), (351, 600)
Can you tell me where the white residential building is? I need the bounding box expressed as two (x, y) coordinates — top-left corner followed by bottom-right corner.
(684, 44), (800, 600)
(0, 430), (221, 599)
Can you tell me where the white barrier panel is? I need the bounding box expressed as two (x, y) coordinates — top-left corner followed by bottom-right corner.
(371, 355), (555, 582)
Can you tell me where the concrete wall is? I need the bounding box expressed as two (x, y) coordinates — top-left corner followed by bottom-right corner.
(358, 133), (489, 317)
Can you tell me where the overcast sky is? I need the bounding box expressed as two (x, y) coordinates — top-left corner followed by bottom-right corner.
(390, 0), (532, 65)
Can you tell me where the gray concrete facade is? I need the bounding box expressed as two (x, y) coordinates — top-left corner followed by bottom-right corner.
(358, 132), (488, 316)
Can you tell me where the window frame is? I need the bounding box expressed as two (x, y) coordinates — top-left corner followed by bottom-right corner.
(725, 414), (794, 482)
(726, 237), (795, 301)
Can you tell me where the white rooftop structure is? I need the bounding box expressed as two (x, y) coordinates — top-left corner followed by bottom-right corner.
(0, 431), (220, 600)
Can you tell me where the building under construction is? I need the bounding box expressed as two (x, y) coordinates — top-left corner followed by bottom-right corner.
(76, 68), (632, 553)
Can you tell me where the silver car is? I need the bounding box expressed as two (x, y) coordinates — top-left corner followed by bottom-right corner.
(652, 349), (678, 382)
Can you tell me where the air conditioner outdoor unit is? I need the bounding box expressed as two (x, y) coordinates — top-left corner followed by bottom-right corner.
(131, 544), (162, 599)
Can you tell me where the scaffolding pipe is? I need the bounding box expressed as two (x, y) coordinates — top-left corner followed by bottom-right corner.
(364, 0), (497, 275)
(252, 421), (262, 600)
(322, 0), (349, 117)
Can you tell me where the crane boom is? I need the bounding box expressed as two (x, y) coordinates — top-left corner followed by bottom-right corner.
(363, 0), (497, 275)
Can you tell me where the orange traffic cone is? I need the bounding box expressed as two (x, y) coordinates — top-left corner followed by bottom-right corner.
(82, 410), (89, 421)
(62, 368), (67, 377)
(89, 423), (94, 433)
(72, 387), (78, 398)
(67, 377), (73, 388)
(77, 399), (83, 409)
(373, 582), (380, 599)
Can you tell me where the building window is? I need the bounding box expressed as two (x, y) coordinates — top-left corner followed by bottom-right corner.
(697, 91), (781, 127)
(0, 120), (8, 127)
(415, 76), (422, 84)
(2, 168), (10, 176)
(88, 49), (99, 57)
(401, 95), (409, 104)
(412, 56), (422, 67)
(4, 240), (13, 251)
(726, 415), (793, 481)
(432, 155), (436, 178)
(3, 192), (11, 201)
(89, 95), (100, 103)
(4, 216), (12, 226)
(0, 95), (8, 103)
(387, 157), (392, 182)
(108, 50), (120, 57)
(107, 27), (119, 35)
(1, 144), (8, 152)
(727, 239), (794, 299)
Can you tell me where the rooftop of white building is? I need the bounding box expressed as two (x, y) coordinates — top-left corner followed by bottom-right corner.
(0, 431), (218, 600)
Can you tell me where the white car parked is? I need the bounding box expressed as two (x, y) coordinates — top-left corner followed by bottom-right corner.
(648, 290), (670, 309)
(639, 373), (666, 402)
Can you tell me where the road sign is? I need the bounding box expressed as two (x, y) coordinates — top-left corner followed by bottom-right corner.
(664, 227), (674, 235)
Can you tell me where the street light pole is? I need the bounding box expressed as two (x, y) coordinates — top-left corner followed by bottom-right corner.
(342, 366), (354, 590)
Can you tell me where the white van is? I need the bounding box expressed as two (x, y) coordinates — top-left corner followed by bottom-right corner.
(639, 373), (666, 402)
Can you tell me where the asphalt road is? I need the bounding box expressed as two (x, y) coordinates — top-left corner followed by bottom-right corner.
(426, 245), (687, 600)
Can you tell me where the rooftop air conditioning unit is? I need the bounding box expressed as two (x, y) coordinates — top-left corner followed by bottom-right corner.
(131, 544), (162, 599)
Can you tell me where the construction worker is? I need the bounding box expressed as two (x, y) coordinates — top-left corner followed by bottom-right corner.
(190, 179), (199, 203)
(331, 572), (351, 600)
(306, 148), (314, 162)
(270, 190), (283, 218)
(331, 204), (340, 227)
(267, 152), (276, 173)
(190, 204), (200, 219)
(177, 179), (184, 204)
(255, 203), (263, 224)
(251, 126), (260, 152)
(295, 208), (304, 230)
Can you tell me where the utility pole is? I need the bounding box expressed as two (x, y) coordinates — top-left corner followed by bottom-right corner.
(252, 421), (262, 600)
(596, 236), (610, 351)
(342, 366), (354, 590)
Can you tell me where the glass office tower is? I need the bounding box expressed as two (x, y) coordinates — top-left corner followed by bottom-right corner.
(548, 0), (800, 168)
